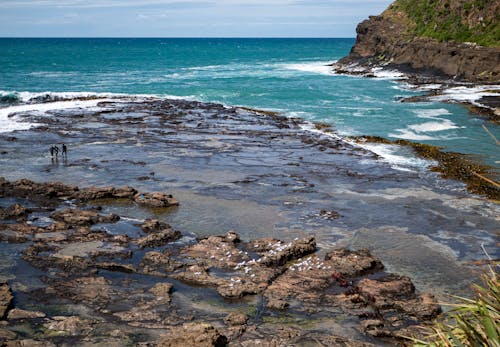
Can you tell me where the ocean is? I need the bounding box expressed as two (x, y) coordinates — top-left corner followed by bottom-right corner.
(0, 38), (498, 170)
(0, 38), (499, 335)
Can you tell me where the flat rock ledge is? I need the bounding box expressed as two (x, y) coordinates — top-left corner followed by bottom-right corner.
(0, 177), (178, 209)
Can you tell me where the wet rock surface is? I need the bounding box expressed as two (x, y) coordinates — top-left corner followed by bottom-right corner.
(0, 176), (441, 345)
(0, 98), (498, 345)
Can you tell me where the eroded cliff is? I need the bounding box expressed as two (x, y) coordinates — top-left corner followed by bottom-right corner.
(336, 0), (500, 83)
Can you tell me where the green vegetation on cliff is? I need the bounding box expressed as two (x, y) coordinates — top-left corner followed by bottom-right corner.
(385, 0), (500, 47)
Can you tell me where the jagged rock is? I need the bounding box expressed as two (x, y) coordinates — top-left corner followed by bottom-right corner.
(266, 297), (289, 311)
(149, 282), (173, 304)
(139, 219), (171, 233)
(325, 248), (384, 276)
(140, 251), (183, 273)
(0, 283), (13, 319)
(224, 312), (247, 326)
(0, 203), (28, 220)
(134, 192), (179, 208)
(157, 322), (228, 347)
(180, 232), (249, 268)
(51, 208), (120, 226)
(135, 228), (181, 248)
(10, 179), (78, 199)
(258, 237), (316, 267)
(357, 275), (416, 306)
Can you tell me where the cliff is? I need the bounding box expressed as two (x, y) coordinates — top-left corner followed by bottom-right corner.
(336, 0), (500, 83)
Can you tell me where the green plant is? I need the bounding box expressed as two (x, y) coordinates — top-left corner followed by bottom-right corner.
(411, 265), (499, 346)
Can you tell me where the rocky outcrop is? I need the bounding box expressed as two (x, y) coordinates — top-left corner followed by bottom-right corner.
(335, 5), (500, 83)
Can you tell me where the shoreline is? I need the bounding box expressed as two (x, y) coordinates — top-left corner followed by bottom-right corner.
(330, 61), (500, 123)
(1, 92), (499, 200)
(0, 95), (498, 345)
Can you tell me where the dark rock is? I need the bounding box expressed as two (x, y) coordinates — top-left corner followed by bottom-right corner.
(157, 322), (228, 347)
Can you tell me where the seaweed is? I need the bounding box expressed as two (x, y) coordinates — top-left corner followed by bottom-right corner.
(352, 136), (500, 200)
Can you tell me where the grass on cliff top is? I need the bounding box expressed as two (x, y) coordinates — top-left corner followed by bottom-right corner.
(385, 0), (500, 47)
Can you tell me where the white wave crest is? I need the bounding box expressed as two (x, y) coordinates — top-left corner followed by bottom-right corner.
(0, 99), (114, 133)
(282, 62), (334, 75)
(414, 108), (452, 119)
(408, 119), (460, 133)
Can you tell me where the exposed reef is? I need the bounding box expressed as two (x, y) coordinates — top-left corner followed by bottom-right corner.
(0, 178), (441, 346)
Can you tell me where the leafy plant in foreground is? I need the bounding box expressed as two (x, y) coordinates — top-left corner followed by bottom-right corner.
(411, 265), (499, 346)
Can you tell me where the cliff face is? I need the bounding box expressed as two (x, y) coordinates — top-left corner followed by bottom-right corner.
(338, 0), (500, 83)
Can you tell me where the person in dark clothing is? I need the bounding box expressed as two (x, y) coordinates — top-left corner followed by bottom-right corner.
(62, 143), (67, 156)
(54, 145), (59, 157)
(50, 145), (55, 157)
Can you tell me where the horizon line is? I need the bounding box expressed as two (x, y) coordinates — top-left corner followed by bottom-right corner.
(0, 36), (355, 39)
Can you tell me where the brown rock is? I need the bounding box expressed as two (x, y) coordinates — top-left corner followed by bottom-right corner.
(325, 248), (383, 277)
(158, 322), (227, 347)
(357, 275), (416, 307)
(149, 282), (173, 304)
(134, 192), (179, 208)
(141, 251), (183, 273)
(139, 219), (170, 233)
(224, 312), (247, 326)
(51, 208), (119, 226)
(135, 228), (181, 248)
(0, 203), (28, 220)
(75, 186), (137, 201)
(0, 283), (13, 319)
(7, 308), (46, 320)
(258, 237), (316, 267)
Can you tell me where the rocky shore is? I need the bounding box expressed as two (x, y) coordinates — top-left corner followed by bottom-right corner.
(0, 178), (442, 346)
(0, 96), (498, 345)
(331, 0), (500, 121)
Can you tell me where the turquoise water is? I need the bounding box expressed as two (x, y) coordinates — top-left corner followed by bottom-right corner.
(0, 38), (498, 169)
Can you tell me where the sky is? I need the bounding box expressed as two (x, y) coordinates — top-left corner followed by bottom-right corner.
(0, 0), (393, 38)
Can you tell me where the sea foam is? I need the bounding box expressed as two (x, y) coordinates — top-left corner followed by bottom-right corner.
(0, 98), (112, 133)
